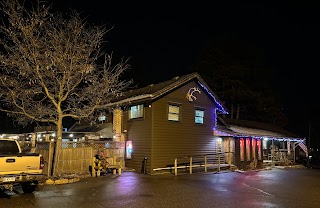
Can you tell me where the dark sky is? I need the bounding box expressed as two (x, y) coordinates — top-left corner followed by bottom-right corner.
(52, 1), (319, 136)
(51, 1), (319, 94)
(3, 1), (320, 141)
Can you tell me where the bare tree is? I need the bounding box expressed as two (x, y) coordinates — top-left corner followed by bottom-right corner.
(0, 0), (132, 176)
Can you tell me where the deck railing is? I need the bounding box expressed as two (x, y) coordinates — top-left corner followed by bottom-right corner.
(153, 152), (235, 176)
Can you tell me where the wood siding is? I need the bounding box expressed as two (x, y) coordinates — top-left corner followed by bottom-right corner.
(124, 105), (152, 173)
(151, 81), (218, 172)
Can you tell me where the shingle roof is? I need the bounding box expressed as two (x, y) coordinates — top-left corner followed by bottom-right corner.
(69, 122), (112, 132)
(108, 72), (228, 113)
(220, 117), (303, 139)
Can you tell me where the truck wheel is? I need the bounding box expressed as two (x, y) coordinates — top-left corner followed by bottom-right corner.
(21, 182), (37, 193)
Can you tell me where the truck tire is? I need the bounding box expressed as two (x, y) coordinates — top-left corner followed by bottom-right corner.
(21, 182), (37, 193)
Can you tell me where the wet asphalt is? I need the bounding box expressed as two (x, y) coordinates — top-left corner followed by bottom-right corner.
(1, 167), (320, 208)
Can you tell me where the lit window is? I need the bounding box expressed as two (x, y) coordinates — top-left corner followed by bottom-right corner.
(252, 139), (256, 160)
(168, 105), (180, 121)
(246, 138), (251, 161)
(195, 109), (204, 124)
(240, 138), (244, 161)
(126, 141), (132, 159)
(129, 104), (144, 119)
(98, 115), (106, 122)
(257, 139), (262, 160)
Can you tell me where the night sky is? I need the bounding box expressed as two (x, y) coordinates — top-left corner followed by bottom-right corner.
(2, 1), (320, 144)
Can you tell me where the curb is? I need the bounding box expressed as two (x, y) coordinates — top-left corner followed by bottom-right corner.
(45, 177), (80, 185)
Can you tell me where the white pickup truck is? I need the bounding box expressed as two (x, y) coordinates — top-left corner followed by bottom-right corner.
(0, 138), (46, 193)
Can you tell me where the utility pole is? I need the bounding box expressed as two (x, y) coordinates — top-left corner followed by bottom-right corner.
(308, 123), (311, 151)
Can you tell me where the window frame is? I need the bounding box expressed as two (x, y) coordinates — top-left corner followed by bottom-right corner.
(129, 104), (144, 120)
(168, 104), (180, 122)
(194, 108), (205, 124)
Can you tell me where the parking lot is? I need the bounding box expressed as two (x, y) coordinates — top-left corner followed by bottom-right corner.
(1, 167), (320, 208)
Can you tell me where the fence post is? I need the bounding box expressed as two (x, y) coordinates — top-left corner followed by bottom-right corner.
(31, 133), (36, 153)
(217, 138), (222, 173)
(189, 156), (193, 174)
(218, 152), (221, 172)
(204, 156), (207, 172)
(174, 158), (177, 176)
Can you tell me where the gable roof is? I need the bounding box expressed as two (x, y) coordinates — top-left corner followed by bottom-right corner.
(69, 122), (112, 133)
(108, 72), (228, 113)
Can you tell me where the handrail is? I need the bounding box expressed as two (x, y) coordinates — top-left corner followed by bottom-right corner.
(170, 152), (234, 160)
(154, 152), (235, 176)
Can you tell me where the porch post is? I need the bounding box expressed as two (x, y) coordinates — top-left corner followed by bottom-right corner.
(113, 108), (123, 142)
(189, 157), (193, 174)
(271, 139), (274, 165)
(228, 137), (232, 165)
(204, 156), (207, 172)
(174, 158), (177, 176)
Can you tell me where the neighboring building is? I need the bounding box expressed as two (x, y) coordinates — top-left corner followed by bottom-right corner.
(215, 117), (307, 170)
(68, 121), (114, 141)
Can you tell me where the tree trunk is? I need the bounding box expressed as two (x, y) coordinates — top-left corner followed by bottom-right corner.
(231, 104), (234, 119)
(236, 104), (240, 119)
(53, 117), (63, 177)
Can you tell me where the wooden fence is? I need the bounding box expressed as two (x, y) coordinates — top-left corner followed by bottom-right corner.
(29, 141), (125, 177)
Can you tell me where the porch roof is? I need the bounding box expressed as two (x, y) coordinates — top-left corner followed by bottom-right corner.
(216, 117), (305, 141)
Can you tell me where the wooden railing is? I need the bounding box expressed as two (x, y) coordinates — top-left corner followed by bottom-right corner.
(153, 153), (234, 176)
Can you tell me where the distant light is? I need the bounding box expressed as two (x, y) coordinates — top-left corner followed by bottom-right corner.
(98, 115), (106, 121)
(69, 134), (74, 137)
(263, 137), (268, 141)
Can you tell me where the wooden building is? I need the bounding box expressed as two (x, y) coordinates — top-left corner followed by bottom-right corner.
(107, 72), (229, 174)
(68, 72), (308, 174)
(216, 118), (307, 169)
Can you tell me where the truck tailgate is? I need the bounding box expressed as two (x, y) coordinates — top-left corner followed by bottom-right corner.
(0, 153), (42, 174)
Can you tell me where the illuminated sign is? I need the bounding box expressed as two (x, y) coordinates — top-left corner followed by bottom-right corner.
(186, 87), (201, 102)
(126, 141), (132, 159)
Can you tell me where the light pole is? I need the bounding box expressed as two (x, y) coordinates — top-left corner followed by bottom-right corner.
(308, 123), (311, 151)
